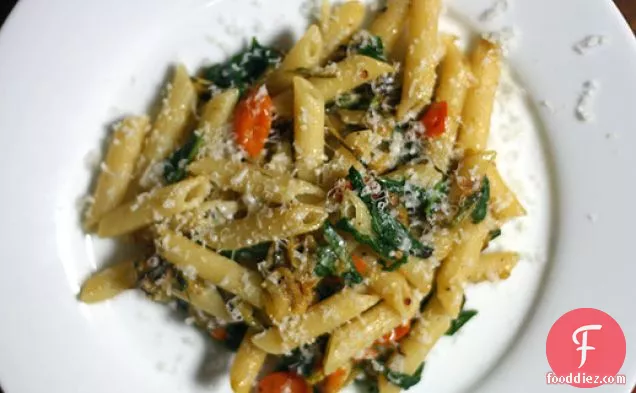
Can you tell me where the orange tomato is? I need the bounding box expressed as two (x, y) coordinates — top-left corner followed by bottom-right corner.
(234, 86), (273, 157)
(421, 101), (448, 138)
(258, 372), (310, 393)
(351, 255), (369, 276)
(322, 367), (348, 393)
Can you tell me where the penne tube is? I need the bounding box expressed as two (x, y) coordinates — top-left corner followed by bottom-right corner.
(173, 284), (232, 321)
(486, 164), (527, 221)
(157, 230), (264, 308)
(435, 219), (490, 316)
(231, 330), (268, 393)
(323, 295), (421, 374)
(189, 158), (325, 204)
(134, 64), (197, 190)
(378, 297), (453, 393)
(267, 25), (324, 95)
(251, 290), (380, 354)
(427, 38), (474, 172)
(79, 261), (137, 304)
(319, 1), (366, 63)
(368, 271), (414, 318)
(293, 77), (326, 182)
(383, 162), (443, 190)
(368, 0), (411, 55)
(97, 176), (211, 237)
(85, 116), (150, 229)
(199, 203), (328, 251)
(456, 39), (502, 152)
(449, 151), (496, 202)
(273, 55), (395, 117)
(397, 0), (443, 120)
(467, 252), (520, 283)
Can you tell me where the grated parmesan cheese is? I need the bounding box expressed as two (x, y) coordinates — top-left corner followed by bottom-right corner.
(573, 35), (608, 55)
(575, 80), (599, 122)
(479, 0), (509, 23)
(482, 27), (517, 55)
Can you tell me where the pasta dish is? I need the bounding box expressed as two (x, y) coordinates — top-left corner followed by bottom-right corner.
(80, 0), (526, 391)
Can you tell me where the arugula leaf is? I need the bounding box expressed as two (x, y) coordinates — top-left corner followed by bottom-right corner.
(277, 347), (318, 377)
(345, 167), (433, 266)
(204, 38), (282, 95)
(384, 362), (425, 390)
(454, 177), (490, 225)
(446, 309), (478, 336)
(164, 132), (203, 183)
(348, 32), (386, 61)
(424, 179), (450, 218)
(315, 222), (363, 285)
(220, 242), (271, 264)
(471, 177), (490, 224)
(314, 245), (338, 277)
(488, 228), (502, 241)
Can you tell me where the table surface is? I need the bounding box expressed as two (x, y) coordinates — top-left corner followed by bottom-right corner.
(0, 1), (634, 393)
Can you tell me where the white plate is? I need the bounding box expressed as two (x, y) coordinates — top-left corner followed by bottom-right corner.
(0, 0), (635, 392)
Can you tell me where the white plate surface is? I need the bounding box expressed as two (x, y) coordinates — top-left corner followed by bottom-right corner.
(0, 0), (635, 392)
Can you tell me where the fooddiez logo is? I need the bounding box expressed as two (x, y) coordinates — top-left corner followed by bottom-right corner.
(545, 308), (627, 388)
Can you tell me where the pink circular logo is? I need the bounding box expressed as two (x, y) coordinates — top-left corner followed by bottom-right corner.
(546, 308), (626, 388)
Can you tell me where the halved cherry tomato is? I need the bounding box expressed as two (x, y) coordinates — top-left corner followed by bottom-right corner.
(210, 327), (228, 341)
(351, 255), (369, 276)
(258, 372), (310, 393)
(378, 321), (411, 344)
(234, 85), (273, 157)
(421, 101), (448, 138)
(322, 367), (348, 393)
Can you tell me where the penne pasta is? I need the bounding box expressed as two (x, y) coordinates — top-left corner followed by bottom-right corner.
(173, 284), (232, 321)
(85, 116), (150, 229)
(134, 64), (197, 190)
(157, 230), (265, 308)
(397, 0), (443, 120)
(322, 296), (421, 375)
(273, 55), (395, 117)
(251, 290), (380, 354)
(378, 297), (453, 393)
(293, 77), (326, 182)
(449, 150), (496, 202)
(267, 25), (324, 95)
(457, 39), (502, 152)
(231, 330), (268, 393)
(368, 271), (414, 318)
(319, 1), (366, 63)
(467, 252), (520, 283)
(383, 162), (443, 189)
(97, 176), (211, 237)
(427, 38), (473, 172)
(486, 164), (527, 221)
(436, 219), (491, 315)
(198, 203), (328, 251)
(368, 0), (410, 55)
(189, 158), (325, 204)
(79, 261), (137, 304)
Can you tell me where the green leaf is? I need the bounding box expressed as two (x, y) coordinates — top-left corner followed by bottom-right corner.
(277, 346), (319, 377)
(354, 378), (380, 393)
(349, 33), (386, 61)
(204, 38), (282, 95)
(384, 362), (425, 390)
(318, 222), (363, 286)
(163, 132), (203, 184)
(488, 228), (502, 241)
(471, 177), (490, 224)
(346, 167), (433, 264)
(314, 245), (338, 277)
(220, 242), (271, 264)
(446, 309), (478, 336)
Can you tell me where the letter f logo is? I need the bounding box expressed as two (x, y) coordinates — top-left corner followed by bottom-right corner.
(572, 324), (603, 368)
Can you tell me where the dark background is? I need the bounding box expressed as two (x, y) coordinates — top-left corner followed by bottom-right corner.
(0, 0), (634, 392)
